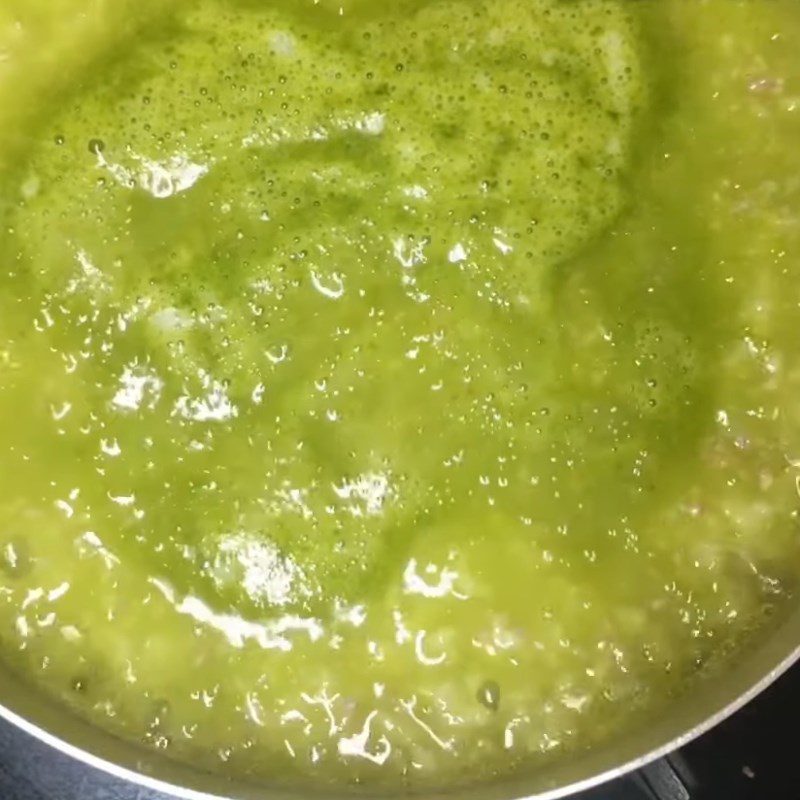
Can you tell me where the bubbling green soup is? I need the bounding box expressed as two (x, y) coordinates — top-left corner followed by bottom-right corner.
(1, 0), (800, 789)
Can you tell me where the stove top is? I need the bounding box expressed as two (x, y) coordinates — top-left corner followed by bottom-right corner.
(0, 663), (795, 800)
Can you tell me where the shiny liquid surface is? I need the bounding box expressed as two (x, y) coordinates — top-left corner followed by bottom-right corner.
(1, 0), (800, 790)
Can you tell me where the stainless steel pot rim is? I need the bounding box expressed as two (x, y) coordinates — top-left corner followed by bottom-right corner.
(1, 638), (798, 800)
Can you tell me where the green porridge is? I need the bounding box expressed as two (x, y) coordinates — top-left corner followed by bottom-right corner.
(0, 0), (800, 789)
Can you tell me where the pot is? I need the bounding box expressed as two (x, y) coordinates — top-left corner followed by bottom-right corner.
(1, 2), (799, 799)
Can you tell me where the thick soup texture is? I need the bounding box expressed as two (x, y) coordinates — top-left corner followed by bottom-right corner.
(0, 0), (800, 790)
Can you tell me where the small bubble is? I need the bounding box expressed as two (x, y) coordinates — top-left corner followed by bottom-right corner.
(477, 680), (500, 711)
(54, 135), (65, 146)
(0, 539), (30, 578)
(88, 139), (105, 155)
(151, 698), (170, 725)
(395, 63), (404, 72)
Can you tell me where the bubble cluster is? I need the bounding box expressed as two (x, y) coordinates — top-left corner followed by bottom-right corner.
(10, 0), (644, 305)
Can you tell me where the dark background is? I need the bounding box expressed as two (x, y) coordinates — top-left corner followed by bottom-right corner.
(0, 663), (798, 800)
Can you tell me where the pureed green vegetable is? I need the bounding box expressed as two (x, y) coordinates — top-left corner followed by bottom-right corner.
(0, 0), (800, 789)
